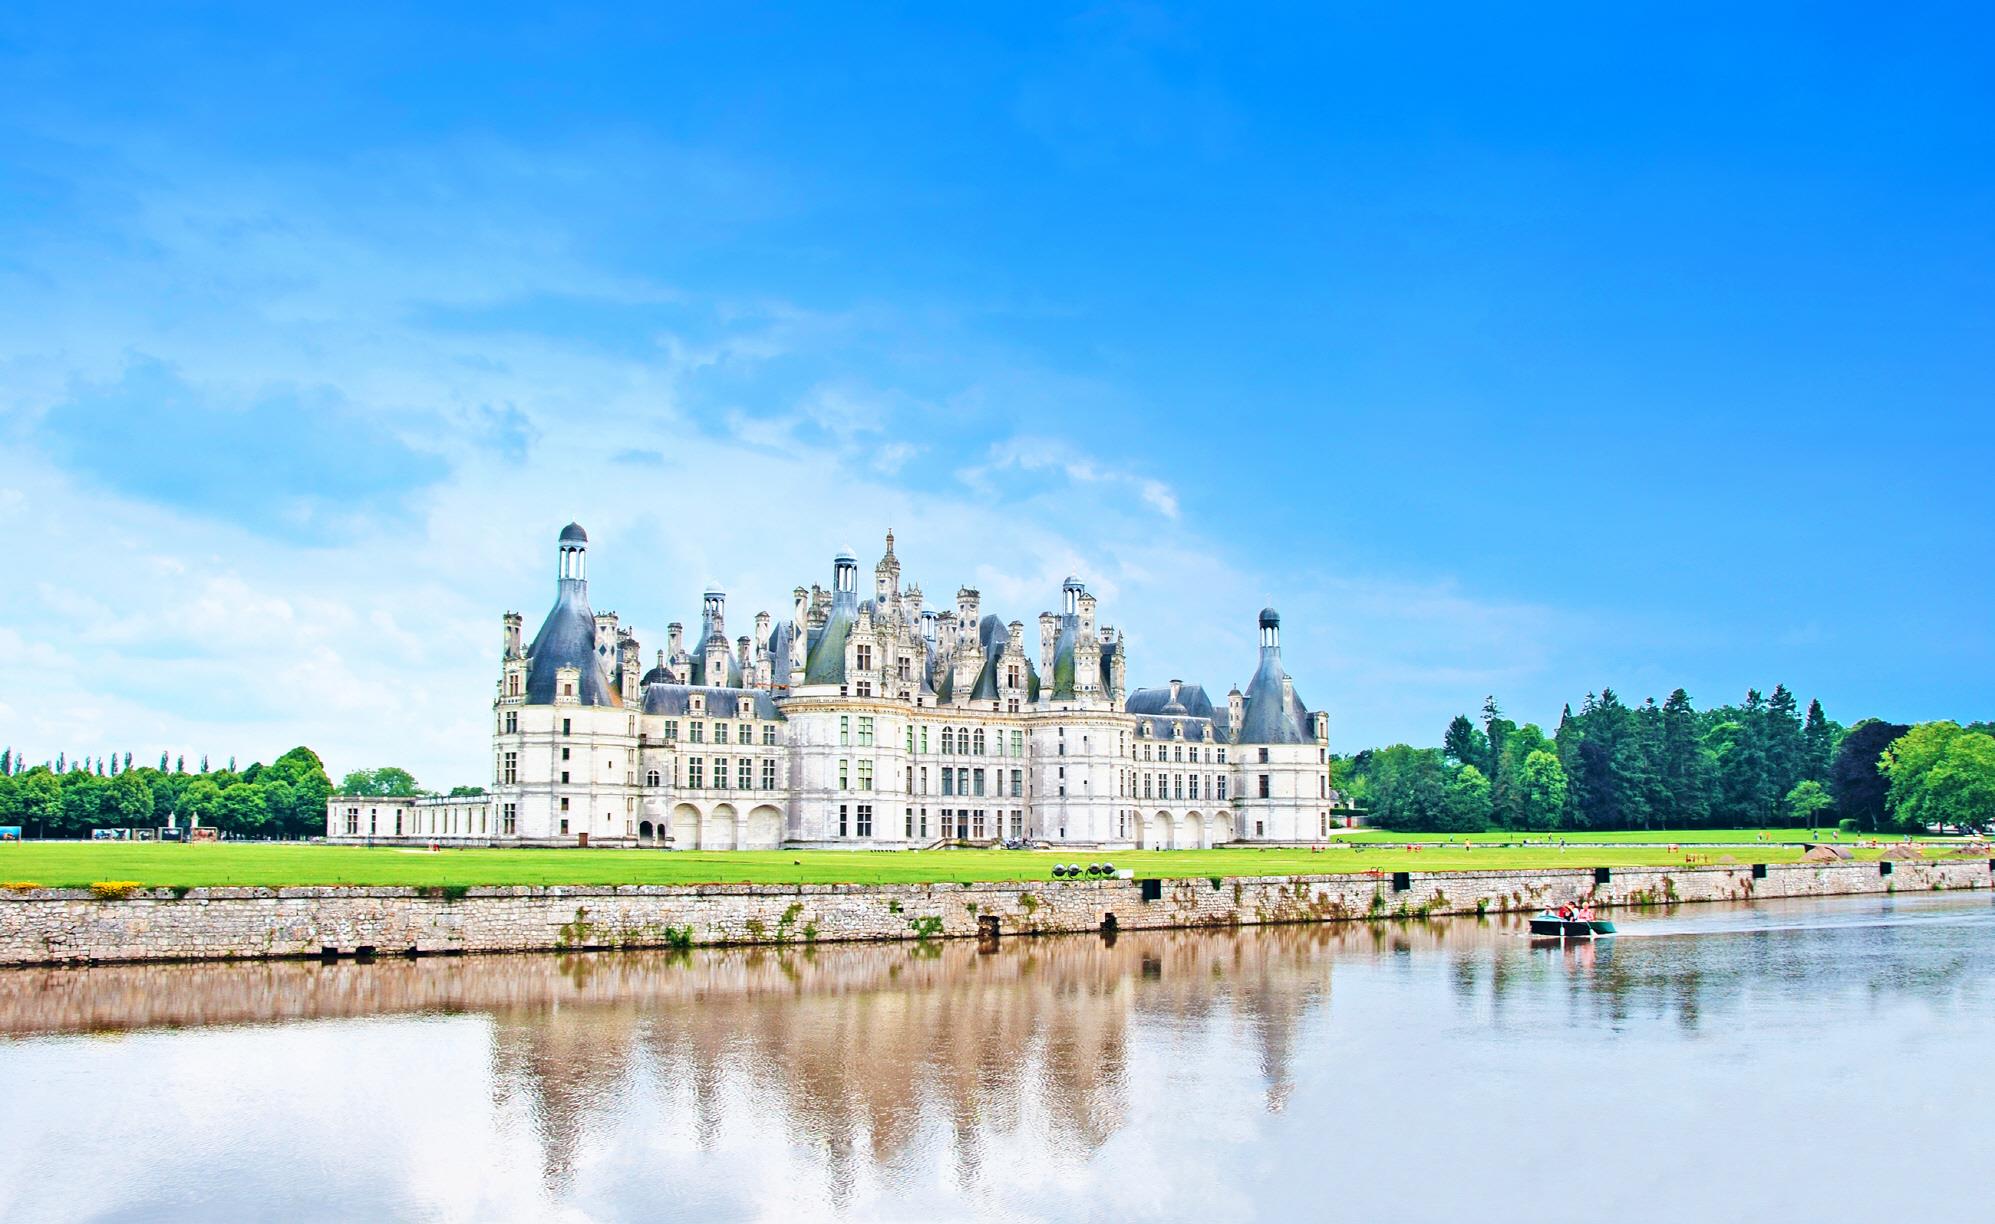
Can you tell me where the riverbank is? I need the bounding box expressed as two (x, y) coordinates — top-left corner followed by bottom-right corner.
(2, 858), (1987, 966)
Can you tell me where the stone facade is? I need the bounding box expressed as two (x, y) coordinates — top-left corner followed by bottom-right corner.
(4, 859), (1987, 966)
(329, 524), (1339, 851)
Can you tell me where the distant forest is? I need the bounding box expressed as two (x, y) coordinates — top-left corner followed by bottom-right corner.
(0, 750), (473, 840)
(1336, 686), (1994, 835)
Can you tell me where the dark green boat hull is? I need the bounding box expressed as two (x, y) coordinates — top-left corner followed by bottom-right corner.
(1529, 917), (1617, 938)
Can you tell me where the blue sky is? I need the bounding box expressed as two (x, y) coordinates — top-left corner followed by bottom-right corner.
(1, 3), (1990, 786)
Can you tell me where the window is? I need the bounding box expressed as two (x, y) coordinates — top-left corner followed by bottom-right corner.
(560, 770), (570, 784)
(839, 759), (849, 789)
(663, 720), (679, 742)
(971, 810), (987, 839)
(1189, 775), (1200, 801)
(840, 716), (850, 746)
(563, 683), (573, 698)
(1217, 776), (1228, 800)
(762, 725), (776, 746)
(973, 729), (985, 755)
(713, 723), (727, 745)
(905, 807), (915, 838)
(1011, 730), (1023, 757)
(1142, 774), (1152, 799)
(689, 722), (704, 744)
(1256, 819), (1265, 837)
(856, 804), (873, 837)
(921, 725), (930, 753)
(345, 809), (359, 835)
(942, 767), (955, 797)
(560, 797), (570, 811)
(1258, 748), (1270, 764)
(646, 769), (661, 786)
(906, 725), (915, 751)
(920, 766), (929, 794)
(919, 808), (929, 837)
(1009, 810), (1023, 839)
(503, 752), (518, 784)
(1217, 748), (1227, 765)
(856, 644), (872, 671)
(689, 759), (704, 787)
(942, 727), (955, 754)
(740, 723), (752, 746)
(560, 818), (570, 834)
(972, 768), (985, 797)
(504, 711), (518, 733)
(1174, 745), (1184, 762)
(1173, 774), (1184, 801)
(858, 760), (874, 791)
(1010, 768), (1023, 798)
(502, 803), (516, 836)
(1258, 774), (1271, 799)
(1321, 812), (1330, 837)
(561, 747), (571, 761)
(858, 717), (874, 746)
(739, 758), (753, 790)
(942, 809), (955, 839)
(838, 804), (849, 837)
(711, 758), (727, 789)
(762, 758), (776, 789)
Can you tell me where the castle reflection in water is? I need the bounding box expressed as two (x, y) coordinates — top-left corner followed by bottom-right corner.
(0, 921), (1521, 1191)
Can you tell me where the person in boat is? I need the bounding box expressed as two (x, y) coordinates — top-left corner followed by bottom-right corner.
(1556, 903), (1574, 921)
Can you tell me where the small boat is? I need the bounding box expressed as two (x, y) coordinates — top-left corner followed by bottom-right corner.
(1529, 911), (1617, 938)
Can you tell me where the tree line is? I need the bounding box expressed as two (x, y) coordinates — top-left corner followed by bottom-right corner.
(1336, 687), (1995, 835)
(0, 750), (483, 839)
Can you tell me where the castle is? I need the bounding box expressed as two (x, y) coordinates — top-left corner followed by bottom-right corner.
(328, 524), (1337, 848)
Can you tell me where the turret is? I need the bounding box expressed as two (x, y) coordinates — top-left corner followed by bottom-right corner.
(557, 522), (588, 587)
(874, 529), (900, 600)
(503, 612), (523, 659)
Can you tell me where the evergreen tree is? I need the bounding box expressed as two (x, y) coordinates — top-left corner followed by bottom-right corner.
(1763, 684), (1805, 803)
(159, 751), (169, 771)
(1442, 714), (1489, 771)
(1, 749), (10, 776)
(176, 754), (186, 774)
(1655, 688), (1714, 828)
(1801, 699), (1837, 780)
(200, 754), (209, 773)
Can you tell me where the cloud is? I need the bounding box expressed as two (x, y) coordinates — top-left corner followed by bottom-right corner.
(958, 435), (1183, 520)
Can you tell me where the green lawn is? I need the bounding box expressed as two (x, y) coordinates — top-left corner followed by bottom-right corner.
(1334, 827), (1938, 845)
(0, 837), (1965, 890)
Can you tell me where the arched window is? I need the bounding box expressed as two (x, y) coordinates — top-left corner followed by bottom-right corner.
(646, 770), (660, 787)
(973, 729), (985, 755)
(942, 727), (955, 754)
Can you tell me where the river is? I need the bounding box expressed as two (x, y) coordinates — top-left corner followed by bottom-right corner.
(0, 891), (1988, 1222)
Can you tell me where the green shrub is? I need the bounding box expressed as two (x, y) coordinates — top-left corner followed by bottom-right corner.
(1837, 818), (1859, 834)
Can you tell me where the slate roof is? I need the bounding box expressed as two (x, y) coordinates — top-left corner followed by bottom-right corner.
(524, 579), (619, 707)
(640, 682), (784, 720)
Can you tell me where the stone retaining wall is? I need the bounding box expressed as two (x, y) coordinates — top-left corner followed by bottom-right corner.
(2, 859), (1988, 966)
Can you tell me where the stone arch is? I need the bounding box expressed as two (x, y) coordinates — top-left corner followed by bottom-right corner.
(1183, 811), (1205, 850)
(1212, 810), (1235, 845)
(637, 819), (654, 843)
(671, 803), (700, 850)
(744, 804), (784, 849)
(707, 803), (739, 851)
(1147, 810), (1172, 850)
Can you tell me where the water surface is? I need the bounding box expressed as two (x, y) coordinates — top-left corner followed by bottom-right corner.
(1, 893), (1989, 1222)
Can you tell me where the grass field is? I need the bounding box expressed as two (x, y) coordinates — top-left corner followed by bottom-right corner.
(0, 834), (1968, 890)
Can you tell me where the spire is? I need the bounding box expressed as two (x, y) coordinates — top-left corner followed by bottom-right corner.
(557, 523), (588, 587)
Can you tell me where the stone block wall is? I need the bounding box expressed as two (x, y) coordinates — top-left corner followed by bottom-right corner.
(1, 859), (1987, 966)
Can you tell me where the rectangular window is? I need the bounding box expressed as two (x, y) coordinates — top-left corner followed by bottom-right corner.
(920, 766), (929, 794)
(502, 803), (516, 836)
(942, 767), (955, 797)
(838, 804), (849, 837)
(715, 723), (729, 745)
(1259, 774), (1271, 799)
(942, 809), (955, 839)
(839, 759), (849, 789)
(1217, 776), (1228, 800)
(1217, 748), (1227, 764)
(560, 771), (569, 784)
(973, 768), (985, 797)
(856, 804), (873, 837)
(1142, 774), (1152, 799)
(905, 807), (914, 838)
(972, 810), (987, 839)
(1011, 730), (1023, 757)
(562, 718), (571, 736)
(503, 752), (518, 784)
(840, 716), (850, 746)
(561, 747), (570, 761)
(713, 758), (728, 789)
(739, 723), (752, 746)
(1010, 768), (1023, 798)
(859, 760), (874, 791)
(688, 759), (704, 788)
(762, 725), (776, 746)
(1189, 775), (1200, 801)
(761, 758), (776, 790)
(1259, 748), (1269, 764)
(906, 725), (915, 752)
(739, 758), (753, 790)
(689, 722), (704, 743)
(920, 808), (929, 837)
(921, 725), (929, 753)
(663, 720), (678, 742)
(858, 716), (874, 746)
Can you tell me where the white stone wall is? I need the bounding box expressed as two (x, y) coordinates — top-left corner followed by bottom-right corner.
(8, 860), (1988, 966)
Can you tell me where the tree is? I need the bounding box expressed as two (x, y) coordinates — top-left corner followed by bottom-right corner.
(1655, 689), (1714, 828)
(1801, 699), (1838, 780)
(1783, 779), (1834, 829)
(59, 772), (107, 835)
(212, 783), (269, 836)
(16, 771), (61, 837)
(1511, 750), (1569, 831)
(105, 770), (155, 827)
(1443, 765), (1492, 832)
(1880, 722), (1995, 833)
(259, 746), (334, 837)
(1829, 720), (1911, 832)
(336, 766), (421, 797)
(177, 778), (222, 828)
(1442, 715), (1488, 773)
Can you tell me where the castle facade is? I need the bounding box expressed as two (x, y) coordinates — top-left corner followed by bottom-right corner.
(328, 524), (1338, 849)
